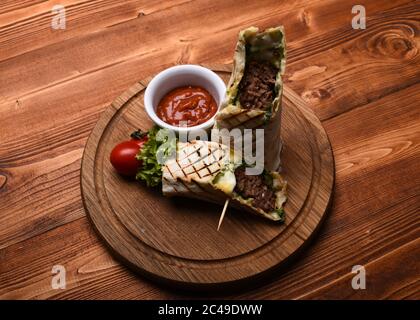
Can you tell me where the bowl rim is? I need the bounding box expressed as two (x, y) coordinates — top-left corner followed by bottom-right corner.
(144, 64), (226, 134)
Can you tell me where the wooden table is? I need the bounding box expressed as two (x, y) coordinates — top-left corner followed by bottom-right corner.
(0, 0), (418, 300)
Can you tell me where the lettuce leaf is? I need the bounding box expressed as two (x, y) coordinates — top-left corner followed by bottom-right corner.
(135, 126), (176, 187)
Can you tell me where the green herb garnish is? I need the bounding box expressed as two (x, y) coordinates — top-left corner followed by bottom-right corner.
(273, 207), (285, 222)
(130, 129), (147, 140)
(262, 169), (274, 188)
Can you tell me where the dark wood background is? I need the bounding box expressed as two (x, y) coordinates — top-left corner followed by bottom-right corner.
(0, 0), (419, 299)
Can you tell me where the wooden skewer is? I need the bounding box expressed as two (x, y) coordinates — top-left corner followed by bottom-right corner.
(217, 199), (230, 231)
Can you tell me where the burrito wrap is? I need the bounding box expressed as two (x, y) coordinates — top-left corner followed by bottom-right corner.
(214, 26), (286, 171)
(162, 140), (287, 221)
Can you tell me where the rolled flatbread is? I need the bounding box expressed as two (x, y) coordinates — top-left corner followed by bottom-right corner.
(162, 140), (287, 221)
(214, 26), (286, 171)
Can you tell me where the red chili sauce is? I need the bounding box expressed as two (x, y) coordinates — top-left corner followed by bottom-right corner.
(156, 86), (218, 127)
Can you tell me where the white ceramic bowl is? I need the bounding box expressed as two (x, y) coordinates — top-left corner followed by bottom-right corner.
(144, 65), (226, 134)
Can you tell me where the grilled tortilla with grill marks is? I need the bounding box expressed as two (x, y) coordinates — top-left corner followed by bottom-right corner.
(162, 140), (287, 221)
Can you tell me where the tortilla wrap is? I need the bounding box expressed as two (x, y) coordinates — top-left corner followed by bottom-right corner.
(214, 26), (286, 171)
(162, 140), (287, 221)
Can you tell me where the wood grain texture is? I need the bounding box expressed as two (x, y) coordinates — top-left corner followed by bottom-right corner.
(0, 0), (419, 299)
(80, 66), (334, 288)
(299, 238), (420, 300)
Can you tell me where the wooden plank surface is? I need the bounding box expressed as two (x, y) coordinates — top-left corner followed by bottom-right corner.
(0, 0), (419, 299)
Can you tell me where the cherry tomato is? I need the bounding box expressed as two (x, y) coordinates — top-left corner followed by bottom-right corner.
(110, 133), (148, 177)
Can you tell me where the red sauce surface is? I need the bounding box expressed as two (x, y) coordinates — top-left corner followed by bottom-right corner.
(156, 86), (218, 127)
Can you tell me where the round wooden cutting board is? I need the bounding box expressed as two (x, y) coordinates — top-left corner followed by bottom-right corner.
(81, 64), (334, 290)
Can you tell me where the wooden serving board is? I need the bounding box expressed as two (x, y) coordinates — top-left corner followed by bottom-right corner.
(81, 64), (334, 290)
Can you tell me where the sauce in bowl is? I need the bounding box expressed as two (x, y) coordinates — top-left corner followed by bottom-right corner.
(156, 86), (218, 127)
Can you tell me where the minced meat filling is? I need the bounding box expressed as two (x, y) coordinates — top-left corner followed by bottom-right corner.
(234, 167), (276, 212)
(238, 59), (278, 110)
